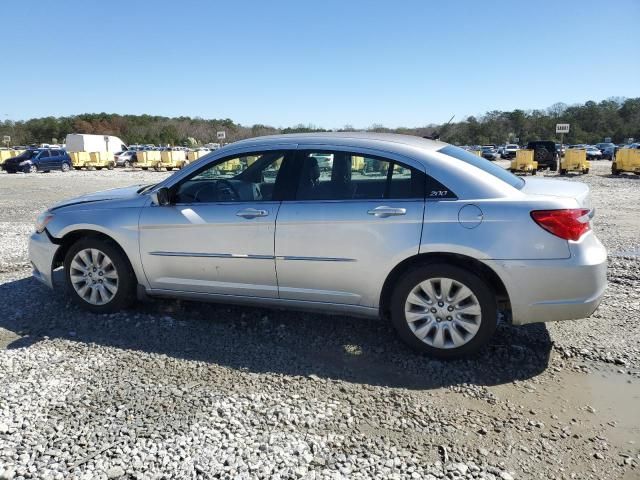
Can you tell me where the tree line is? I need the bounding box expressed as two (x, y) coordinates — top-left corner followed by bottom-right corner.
(1, 97), (638, 147)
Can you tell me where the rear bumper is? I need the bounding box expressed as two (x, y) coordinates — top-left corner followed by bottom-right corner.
(28, 231), (60, 289)
(487, 232), (607, 325)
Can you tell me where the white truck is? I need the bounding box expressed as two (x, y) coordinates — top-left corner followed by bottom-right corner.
(65, 134), (127, 153)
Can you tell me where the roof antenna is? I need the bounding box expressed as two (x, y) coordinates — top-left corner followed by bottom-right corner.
(423, 115), (455, 141)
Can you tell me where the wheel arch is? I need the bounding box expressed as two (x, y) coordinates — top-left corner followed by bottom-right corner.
(51, 229), (138, 284)
(379, 252), (511, 319)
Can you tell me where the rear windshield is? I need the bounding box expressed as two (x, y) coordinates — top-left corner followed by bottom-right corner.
(438, 145), (525, 189)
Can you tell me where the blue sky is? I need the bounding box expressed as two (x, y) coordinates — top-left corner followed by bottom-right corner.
(2, 0), (638, 128)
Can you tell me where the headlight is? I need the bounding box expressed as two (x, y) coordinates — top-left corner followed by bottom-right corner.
(35, 211), (54, 233)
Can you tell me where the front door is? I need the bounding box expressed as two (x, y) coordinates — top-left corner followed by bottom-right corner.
(139, 149), (292, 298)
(275, 149), (426, 307)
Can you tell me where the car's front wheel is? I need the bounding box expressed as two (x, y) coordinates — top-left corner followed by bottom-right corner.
(64, 237), (136, 313)
(390, 263), (497, 359)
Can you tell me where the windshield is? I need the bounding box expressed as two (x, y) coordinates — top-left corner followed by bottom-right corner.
(16, 150), (38, 159)
(438, 145), (525, 189)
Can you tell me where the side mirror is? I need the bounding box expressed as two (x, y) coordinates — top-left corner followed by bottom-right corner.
(151, 187), (171, 206)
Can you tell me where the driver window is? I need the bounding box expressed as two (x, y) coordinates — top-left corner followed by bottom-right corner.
(174, 151), (285, 204)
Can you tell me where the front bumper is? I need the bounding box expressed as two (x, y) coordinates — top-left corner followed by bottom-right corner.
(28, 231), (60, 289)
(487, 232), (607, 325)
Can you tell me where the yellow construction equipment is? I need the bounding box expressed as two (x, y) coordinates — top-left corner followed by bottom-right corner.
(135, 150), (162, 170)
(69, 151), (115, 170)
(0, 150), (13, 162)
(560, 149), (590, 175)
(70, 152), (90, 169)
(157, 150), (189, 170)
(187, 151), (209, 162)
(351, 155), (365, 172)
(510, 150), (538, 175)
(10, 150), (25, 157)
(612, 148), (640, 175)
(89, 152), (115, 170)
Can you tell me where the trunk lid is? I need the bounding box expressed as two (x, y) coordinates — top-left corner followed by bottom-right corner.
(520, 178), (591, 208)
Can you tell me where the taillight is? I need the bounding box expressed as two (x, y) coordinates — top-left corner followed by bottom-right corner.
(530, 209), (591, 241)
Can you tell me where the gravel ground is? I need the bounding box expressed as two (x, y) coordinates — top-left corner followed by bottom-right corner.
(0, 162), (638, 480)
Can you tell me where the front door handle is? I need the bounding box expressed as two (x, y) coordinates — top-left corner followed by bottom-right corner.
(367, 206), (407, 218)
(236, 208), (269, 219)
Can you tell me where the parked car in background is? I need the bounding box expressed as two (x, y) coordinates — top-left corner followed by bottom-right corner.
(29, 133), (607, 359)
(601, 145), (616, 160)
(555, 144), (566, 157)
(115, 150), (137, 167)
(526, 141), (559, 171)
(3, 148), (71, 173)
(496, 145), (505, 156)
(480, 146), (498, 161)
(585, 146), (603, 160)
(595, 143), (615, 160)
(501, 144), (519, 159)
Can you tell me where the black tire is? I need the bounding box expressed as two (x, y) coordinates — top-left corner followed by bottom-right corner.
(531, 169), (537, 175)
(26, 164), (38, 174)
(107, 163), (114, 170)
(583, 168), (589, 174)
(61, 162), (71, 172)
(74, 167), (82, 170)
(64, 237), (136, 314)
(560, 168), (567, 175)
(611, 163), (619, 175)
(123, 160), (131, 168)
(390, 263), (498, 359)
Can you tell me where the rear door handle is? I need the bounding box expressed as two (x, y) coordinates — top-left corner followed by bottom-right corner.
(367, 206), (407, 218)
(236, 208), (268, 219)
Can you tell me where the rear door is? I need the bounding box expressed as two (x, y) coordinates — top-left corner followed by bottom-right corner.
(274, 149), (426, 307)
(49, 150), (64, 170)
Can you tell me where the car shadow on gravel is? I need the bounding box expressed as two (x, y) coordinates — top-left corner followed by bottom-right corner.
(1, 277), (552, 390)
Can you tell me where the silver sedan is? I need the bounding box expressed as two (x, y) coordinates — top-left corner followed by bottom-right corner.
(29, 133), (607, 358)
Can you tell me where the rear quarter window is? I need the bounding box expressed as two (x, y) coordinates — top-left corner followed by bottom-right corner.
(438, 145), (524, 190)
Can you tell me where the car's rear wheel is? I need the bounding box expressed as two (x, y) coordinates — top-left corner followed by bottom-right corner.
(123, 160), (131, 168)
(61, 162), (70, 172)
(390, 264), (497, 359)
(64, 237), (136, 313)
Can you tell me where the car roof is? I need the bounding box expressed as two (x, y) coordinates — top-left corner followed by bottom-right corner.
(230, 132), (447, 152)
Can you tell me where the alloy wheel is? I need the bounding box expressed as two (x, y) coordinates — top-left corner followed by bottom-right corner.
(404, 277), (482, 349)
(69, 248), (119, 305)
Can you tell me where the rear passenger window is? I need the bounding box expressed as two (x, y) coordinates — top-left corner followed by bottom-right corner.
(295, 151), (426, 200)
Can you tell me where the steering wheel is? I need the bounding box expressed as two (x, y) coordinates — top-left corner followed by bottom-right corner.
(215, 179), (240, 201)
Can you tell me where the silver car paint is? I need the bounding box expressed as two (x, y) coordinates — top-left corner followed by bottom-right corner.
(31, 133), (607, 325)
